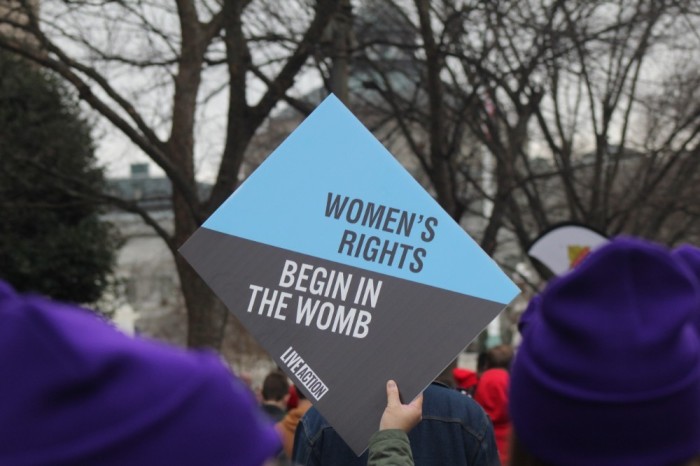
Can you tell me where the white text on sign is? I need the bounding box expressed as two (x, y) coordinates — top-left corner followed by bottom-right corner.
(245, 259), (382, 339)
(280, 346), (329, 400)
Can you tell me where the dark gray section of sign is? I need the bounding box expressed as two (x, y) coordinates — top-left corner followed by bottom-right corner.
(179, 227), (507, 455)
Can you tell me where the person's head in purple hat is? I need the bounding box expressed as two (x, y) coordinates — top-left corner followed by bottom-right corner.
(0, 280), (280, 466)
(674, 243), (700, 335)
(517, 294), (541, 335)
(510, 237), (700, 466)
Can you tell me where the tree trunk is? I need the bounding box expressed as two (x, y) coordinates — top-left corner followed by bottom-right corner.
(414, 0), (460, 220)
(329, 0), (352, 103)
(176, 255), (227, 349)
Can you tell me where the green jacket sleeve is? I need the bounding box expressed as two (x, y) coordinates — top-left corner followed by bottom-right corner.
(367, 429), (415, 466)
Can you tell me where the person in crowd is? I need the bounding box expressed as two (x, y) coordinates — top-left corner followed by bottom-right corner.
(476, 350), (489, 376)
(481, 344), (513, 372)
(0, 279), (279, 466)
(473, 363), (511, 465)
(0, 277), (430, 466)
(674, 243), (700, 333)
(473, 344), (513, 464)
(286, 384), (299, 411)
(517, 294), (540, 335)
(292, 366), (501, 466)
(509, 237), (700, 466)
(452, 367), (478, 396)
(260, 370), (290, 422)
(276, 385), (312, 459)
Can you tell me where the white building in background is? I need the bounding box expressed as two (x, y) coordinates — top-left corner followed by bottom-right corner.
(104, 163), (188, 345)
(105, 164), (282, 390)
(104, 164), (278, 384)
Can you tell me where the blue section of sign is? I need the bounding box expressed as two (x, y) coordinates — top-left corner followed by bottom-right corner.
(203, 95), (519, 304)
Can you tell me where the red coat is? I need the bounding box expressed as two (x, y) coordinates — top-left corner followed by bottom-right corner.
(474, 368), (511, 465)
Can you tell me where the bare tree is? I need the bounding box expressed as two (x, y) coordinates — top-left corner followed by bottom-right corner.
(3, 0), (699, 349)
(509, 0), (700, 251)
(350, 0), (549, 253)
(352, 0), (700, 282)
(0, 0), (342, 349)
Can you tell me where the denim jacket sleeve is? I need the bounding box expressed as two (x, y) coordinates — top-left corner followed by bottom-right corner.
(291, 407), (369, 466)
(467, 404), (501, 466)
(291, 413), (318, 466)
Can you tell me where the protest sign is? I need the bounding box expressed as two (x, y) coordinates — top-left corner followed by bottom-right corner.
(179, 94), (519, 455)
(528, 223), (609, 276)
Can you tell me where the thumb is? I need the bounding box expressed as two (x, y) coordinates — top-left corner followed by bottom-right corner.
(386, 380), (401, 407)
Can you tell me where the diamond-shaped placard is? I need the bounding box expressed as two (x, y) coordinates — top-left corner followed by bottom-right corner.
(179, 94), (520, 455)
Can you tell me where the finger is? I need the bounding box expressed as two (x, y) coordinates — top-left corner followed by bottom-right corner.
(409, 392), (424, 411)
(386, 380), (401, 407)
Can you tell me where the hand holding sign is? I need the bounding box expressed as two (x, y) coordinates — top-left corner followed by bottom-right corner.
(379, 380), (423, 432)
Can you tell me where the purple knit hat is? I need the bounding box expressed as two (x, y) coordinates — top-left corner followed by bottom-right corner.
(0, 281), (280, 466)
(510, 237), (700, 466)
(517, 294), (541, 334)
(674, 244), (700, 334)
